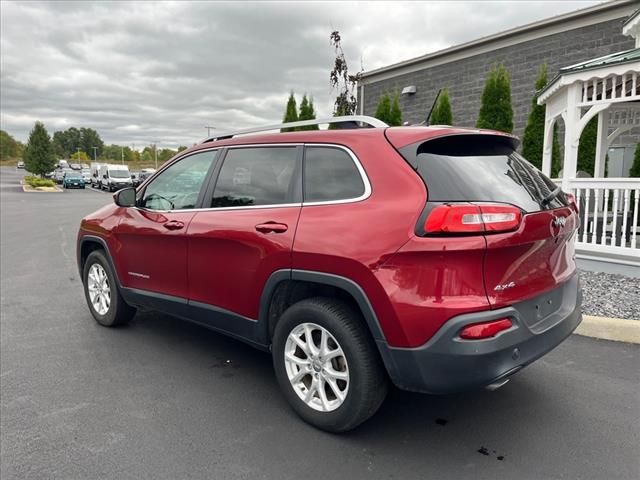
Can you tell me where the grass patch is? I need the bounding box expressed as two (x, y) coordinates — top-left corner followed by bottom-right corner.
(24, 175), (56, 188)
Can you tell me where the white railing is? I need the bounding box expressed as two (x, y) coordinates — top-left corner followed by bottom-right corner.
(554, 178), (640, 260)
(579, 72), (640, 107)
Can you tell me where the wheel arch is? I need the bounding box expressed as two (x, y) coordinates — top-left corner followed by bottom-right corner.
(78, 235), (121, 286)
(258, 269), (399, 378)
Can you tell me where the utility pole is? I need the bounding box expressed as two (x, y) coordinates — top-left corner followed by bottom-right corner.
(121, 147), (124, 165)
(92, 146), (98, 162)
(154, 144), (158, 170)
(76, 147), (81, 162)
(205, 125), (216, 137)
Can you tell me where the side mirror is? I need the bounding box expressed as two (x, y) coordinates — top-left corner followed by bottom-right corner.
(114, 187), (136, 207)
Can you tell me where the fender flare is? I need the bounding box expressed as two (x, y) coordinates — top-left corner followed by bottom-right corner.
(77, 235), (121, 286)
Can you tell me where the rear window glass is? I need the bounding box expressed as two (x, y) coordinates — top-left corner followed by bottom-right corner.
(304, 147), (365, 202)
(211, 147), (297, 207)
(400, 135), (567, 212)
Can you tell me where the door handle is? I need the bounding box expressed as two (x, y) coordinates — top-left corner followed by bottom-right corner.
(163, 220), (185, 230)
(255, 222), (288, 234)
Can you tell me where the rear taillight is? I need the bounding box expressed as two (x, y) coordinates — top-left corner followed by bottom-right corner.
(566, 192), (579, 213)
(459, 318), (513, 340)
(424, 203), (521, 234)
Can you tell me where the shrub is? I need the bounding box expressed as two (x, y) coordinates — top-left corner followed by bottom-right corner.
(630, 143), (640, 178)
(430, 89), (453, 125)
(24, 175), (55, 188)
(476, 64), (513, 133)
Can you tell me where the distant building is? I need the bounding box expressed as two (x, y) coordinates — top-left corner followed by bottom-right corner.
(359, 0), (637, 145)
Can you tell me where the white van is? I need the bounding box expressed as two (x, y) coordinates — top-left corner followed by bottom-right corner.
(90, 162), (107, 188)
(100, 164), (132, 192)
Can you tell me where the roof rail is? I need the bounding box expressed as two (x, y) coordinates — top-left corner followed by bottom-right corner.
(201, 115), (388, 143)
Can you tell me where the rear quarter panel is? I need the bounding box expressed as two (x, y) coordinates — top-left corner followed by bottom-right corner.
(292, 133), (427, 347)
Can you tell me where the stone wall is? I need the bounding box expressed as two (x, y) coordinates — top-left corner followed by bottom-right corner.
(361, 17), (635, 141)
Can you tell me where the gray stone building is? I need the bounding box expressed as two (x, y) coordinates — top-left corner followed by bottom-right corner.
(359, 0), (638, 143)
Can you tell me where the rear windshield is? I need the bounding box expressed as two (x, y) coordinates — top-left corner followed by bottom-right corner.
(399, 135), (568, 212)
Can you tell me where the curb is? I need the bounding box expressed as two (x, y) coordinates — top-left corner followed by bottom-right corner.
(574, 315), (640, 344)
(21, 183), (62, 193)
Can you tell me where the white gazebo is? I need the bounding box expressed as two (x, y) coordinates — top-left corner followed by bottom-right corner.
(537, 10), (640, 267)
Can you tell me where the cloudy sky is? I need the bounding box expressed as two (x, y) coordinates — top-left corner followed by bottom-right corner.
(1, 0), (600, 148)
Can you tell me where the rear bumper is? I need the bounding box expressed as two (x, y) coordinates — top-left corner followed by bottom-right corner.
(379, 275), (582, 394)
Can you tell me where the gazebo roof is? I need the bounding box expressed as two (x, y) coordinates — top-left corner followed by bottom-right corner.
(560, 48), (640, 74)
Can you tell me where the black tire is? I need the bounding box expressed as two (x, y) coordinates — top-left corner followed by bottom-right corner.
(82, 250), (136, 327)
(272, 297), (388, 432)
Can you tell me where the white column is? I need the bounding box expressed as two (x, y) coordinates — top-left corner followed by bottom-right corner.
(541, 108), (554, 177)
(562, 84), (581, 192)
(594, 110), (609, 178)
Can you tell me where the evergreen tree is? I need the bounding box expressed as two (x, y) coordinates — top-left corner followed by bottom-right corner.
(374, 93), (391, 124)
(430, 89), (453, 125)
(24, 121), (55, 176)
(389, 92), (402, 126)
(298, 94), (318, 130)
(282, 92), (298, 132)
(577, 116), (598, 176)
(476, 64), (513, 133)
(629, 143), (640, 178)
(521, 64), (562, 176)
(0, 129), (21, 160)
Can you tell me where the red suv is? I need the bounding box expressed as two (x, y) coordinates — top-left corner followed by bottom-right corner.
(77, 116), (582, 432)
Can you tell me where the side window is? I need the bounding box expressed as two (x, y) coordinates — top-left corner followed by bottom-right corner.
(211, 147), (297, 207)
(141, 151), (214, 210)
(304, 147), (365, 202)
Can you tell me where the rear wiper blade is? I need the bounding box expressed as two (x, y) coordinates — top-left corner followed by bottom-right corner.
(541, 186), (562, 207)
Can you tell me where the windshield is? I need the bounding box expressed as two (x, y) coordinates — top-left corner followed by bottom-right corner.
(109, 170), (130, 178)
(400, 135), (569, 212)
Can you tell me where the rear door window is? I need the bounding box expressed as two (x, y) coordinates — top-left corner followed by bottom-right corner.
(211, 147), (298, 208)
(303, 146), (365, 203)
(399, 135), (568, 212)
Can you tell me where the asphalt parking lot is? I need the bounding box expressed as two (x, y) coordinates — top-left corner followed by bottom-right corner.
(1, 167), (639, 480)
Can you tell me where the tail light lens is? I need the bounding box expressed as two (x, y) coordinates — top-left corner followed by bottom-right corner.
(459, 318), (513, 340)
(425, 203), (521, 234)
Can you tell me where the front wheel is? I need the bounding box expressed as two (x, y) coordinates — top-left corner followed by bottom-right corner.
(272, 297), (388, 432)
(83, 250), (136, 327)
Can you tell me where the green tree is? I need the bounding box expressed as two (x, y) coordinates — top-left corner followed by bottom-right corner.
(298, 94), (318, 130)
(430, 89), (453, 125)
(577, 116), (598, 176)
(521, 64), (562, 176)
(80, 127), (104, 159)
(24, 122), (55, 176)
(52, 127), (82, 158)
(70, 151), (90, 162)
(177, 145), (188, 152)
(630, 144), (640, 178)
(389, 92), (402, 126)
(476, 64), (513, 133)
(282, 92), (298, 132)
(0, 129), (21, 160)
(374, 93), (391, 124)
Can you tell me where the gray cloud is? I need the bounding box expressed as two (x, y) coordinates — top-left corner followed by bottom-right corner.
(1, 0), (599, 148)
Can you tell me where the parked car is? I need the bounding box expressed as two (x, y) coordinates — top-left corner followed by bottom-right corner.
(17, 161), (25, 169)
(70, 163), (82, 171)
(99, 164), (132, 192)
(81, 163), (90, 169)
(81, 168), (91, 183)
(57, 160), (69, 169)
(63, 172), (85, 189)
(130, 172), (141, 187)
(54, 168), (73, 184)
(76, 117), (582, 432)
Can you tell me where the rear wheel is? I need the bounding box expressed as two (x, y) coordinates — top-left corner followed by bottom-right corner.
(83, 250), (135, 327)
(272, 297), (388, 432)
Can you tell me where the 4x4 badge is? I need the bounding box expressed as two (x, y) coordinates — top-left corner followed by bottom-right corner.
(494, 281), (516, 292)
(552, 216), (567, 227)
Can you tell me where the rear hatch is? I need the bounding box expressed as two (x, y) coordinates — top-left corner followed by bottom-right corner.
(393, 131), (579, 309)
